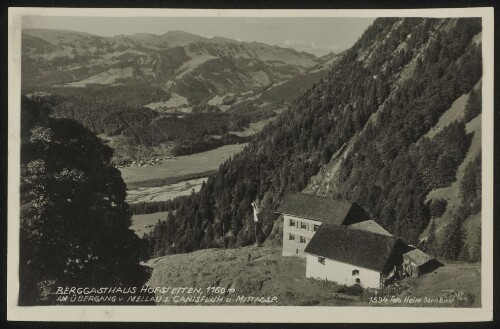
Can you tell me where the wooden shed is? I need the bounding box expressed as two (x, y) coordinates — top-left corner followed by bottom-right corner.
(403, 248), (438, 277)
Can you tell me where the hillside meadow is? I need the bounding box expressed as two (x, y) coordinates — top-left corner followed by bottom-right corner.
(131, 211), (170, 237)
(145, 244), (480, 307)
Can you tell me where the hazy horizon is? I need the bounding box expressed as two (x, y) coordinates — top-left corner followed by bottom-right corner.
(22, 16), (375, 56)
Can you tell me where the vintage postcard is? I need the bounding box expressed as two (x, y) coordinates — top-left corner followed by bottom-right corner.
(7, 7), (494, 322)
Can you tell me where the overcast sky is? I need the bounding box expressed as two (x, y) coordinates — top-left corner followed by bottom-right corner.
(23, 16), (375, 56)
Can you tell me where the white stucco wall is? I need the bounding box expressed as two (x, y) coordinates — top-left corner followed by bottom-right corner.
(305, 254), (382, 289)
(282, 215), (321, 257)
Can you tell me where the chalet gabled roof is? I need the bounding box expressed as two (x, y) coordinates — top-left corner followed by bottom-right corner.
(304, 223), (399, 272)
(348, 219), (392, 236)
(276, 193), (368, 225)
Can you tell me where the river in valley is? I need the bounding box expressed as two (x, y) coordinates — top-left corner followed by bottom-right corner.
(126, 177), (207, 204)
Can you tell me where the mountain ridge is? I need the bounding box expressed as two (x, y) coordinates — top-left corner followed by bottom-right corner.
(23, 28), (323, 57)
(22, 28), (327, 104)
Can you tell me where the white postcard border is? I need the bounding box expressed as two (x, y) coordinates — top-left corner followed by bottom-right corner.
(7, 6), (494, 322)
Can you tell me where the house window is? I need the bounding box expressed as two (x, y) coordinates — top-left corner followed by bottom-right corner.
(318, 257), (325, 265)
(300, 222), (308, 230)
(352, 269), (359, 276)
(299, 236), (306, 243)
(289, 219), (295, 226)
(313, 224), (320, 231)
(289, 233), (295, 241)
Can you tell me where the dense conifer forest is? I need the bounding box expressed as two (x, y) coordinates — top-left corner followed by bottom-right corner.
(24, 84), (255, 155)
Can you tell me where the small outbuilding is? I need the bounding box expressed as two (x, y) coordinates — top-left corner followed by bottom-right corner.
(402, 248), (440, 277)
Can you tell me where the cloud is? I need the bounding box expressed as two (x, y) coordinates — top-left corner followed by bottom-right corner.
(283, 39), (316, 48)
(243, 19), (286, 30)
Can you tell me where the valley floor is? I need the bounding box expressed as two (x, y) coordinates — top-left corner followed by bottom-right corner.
(145, 244), (481, 307)
(120, 143), (247, 188)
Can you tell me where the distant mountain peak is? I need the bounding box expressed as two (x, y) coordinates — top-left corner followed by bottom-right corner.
(163, 30), (200, 36)
(132, 32), (158, 37)
(161, 30), (206, 40)
(210, 36), (240, 44)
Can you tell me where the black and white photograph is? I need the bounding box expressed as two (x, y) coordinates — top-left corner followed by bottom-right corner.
(7, 7), (494, 322)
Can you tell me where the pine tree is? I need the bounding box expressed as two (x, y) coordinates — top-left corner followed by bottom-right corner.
(439, 212), (465, 260)
(426, 219), (438, 256)
(469, 226), (481, 262)
(458, 244), (470, 261)
(321, 145), (333, 164)
(460, 153), (481, 214)
(429, 198), (448, 218)
(464, 87), (482, 123)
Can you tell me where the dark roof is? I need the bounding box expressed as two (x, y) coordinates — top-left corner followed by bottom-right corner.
(404, 248), (433, 266)
(276, 193), (367, 225)
(304, 224), (399, 272)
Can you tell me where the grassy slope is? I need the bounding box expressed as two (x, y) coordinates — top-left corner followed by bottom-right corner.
(145, 244), (480, 307)
(401, 263), (481, 307)
(258, 69), (329, 104)
(229, 116), (278, 137)
(146, 244), (352, 306)
(131, 211), (170, 237)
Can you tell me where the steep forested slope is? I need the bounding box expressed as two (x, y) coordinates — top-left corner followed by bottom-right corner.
(141, 18), (482, 257)
(307, 20), (482, 248)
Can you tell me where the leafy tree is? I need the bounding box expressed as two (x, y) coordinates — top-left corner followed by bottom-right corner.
(19, 96), (149, 305)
